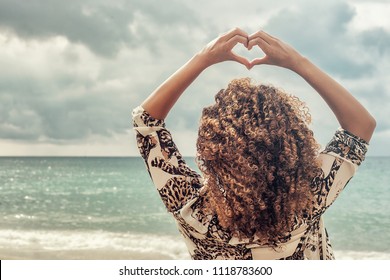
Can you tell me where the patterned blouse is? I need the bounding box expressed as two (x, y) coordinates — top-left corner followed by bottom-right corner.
(132, 106), (368, 260)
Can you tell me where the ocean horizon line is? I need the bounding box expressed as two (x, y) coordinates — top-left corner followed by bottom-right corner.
(0, 155), (389, 158)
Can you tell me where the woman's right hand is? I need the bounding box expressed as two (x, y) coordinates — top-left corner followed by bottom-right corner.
(248, 31), (376, 142)
(247, 30), (304, 71)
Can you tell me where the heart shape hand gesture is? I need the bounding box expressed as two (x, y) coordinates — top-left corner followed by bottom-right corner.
(200, 28), (302, 71)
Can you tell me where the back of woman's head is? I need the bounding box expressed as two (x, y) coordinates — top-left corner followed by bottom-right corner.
(196, 78), (321, 244)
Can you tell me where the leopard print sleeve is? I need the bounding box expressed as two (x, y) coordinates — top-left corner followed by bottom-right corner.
(132, 106), (203, 213)
(311, 128), (369, 217)
(322, 128), (368, 166)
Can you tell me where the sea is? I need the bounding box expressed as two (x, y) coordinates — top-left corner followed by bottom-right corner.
(0, 156), (389, 260)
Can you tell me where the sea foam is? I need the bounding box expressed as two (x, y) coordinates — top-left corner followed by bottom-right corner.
(1, 229), (389, 260)
(0, 229), (189, 259)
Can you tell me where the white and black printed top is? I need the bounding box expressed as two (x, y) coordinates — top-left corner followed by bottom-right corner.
(132, 106), (368, 260)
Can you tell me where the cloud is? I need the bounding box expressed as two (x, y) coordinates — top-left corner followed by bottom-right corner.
(0, 0), (388, 156)
(262, 1), (377, 79)
(0, 0), (199, 57)
(360, 28), (390, 55)
(0, 34), (128, 142)
(0, 0), (131, 56)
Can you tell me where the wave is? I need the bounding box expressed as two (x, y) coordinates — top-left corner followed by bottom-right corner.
(1, 229), (389, 260)
(0, 229), (189, 260)
(335, 250), (390, 260)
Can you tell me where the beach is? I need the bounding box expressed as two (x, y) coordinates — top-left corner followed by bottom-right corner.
(2, 228), (390, 260)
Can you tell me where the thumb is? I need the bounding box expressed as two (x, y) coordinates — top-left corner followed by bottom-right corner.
(249, 56), (269, 68)
(230, 52), (251, 69)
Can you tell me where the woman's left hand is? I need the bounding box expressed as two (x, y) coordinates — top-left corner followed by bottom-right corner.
(141, 28), (250, 120)
(197, 27), (251, 69)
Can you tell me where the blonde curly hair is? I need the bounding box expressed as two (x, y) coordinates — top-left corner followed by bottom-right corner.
(196, 78), (322, 245)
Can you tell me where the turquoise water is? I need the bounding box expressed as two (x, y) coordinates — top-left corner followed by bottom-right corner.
(0, 156), (389, 259)
(325, 156), (390, 253)
(0, 157), (173, 234)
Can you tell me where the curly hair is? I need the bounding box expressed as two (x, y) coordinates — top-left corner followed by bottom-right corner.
(196, 78), (322, 245)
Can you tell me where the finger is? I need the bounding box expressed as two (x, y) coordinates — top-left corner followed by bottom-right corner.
(222, 27), (248, 43)
(248, 30), (262, 41)
(230, 52), (251, 69)
(260, 30), (279, 41)
(248, 30), (275, 46)
(250, 56), (270, 67)
(248, 37), (270, 52)
(226, 34), (249, 49)
(248, 30), (266, 43)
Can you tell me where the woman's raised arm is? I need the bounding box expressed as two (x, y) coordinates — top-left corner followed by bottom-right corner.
(248, 30), (376, 142)
(141, 28), (250, 120)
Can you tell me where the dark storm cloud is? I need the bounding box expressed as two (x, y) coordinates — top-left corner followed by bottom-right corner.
(360, 28), (390, 55)
(0, 77), (130, 141)
(264, 1), (374, 78)
(36, 96), (127, 140)
(0, 0), (202, 143)
(0, 0), (199, 56)
(0, 0), (132, 56)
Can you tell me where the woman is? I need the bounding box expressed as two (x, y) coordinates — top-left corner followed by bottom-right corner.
(132, 28), (376, 259)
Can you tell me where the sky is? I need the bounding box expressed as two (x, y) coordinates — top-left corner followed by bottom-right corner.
(0, 0), (389, 157)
